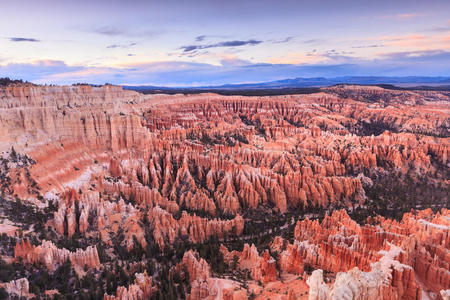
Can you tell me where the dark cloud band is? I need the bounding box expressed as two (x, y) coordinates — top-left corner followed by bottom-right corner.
(106, 42), (137, 49)
(9, 37), (40, 42)
(181, 39), (262, 52)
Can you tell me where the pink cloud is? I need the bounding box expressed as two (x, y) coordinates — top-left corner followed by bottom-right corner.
(395, 13), (426, 19)
(368, 33), (450, 52)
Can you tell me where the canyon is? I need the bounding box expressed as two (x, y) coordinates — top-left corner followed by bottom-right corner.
(0, 83), (448, 299)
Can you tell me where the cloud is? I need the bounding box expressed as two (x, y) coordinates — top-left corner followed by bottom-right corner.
(195, 35), (206, 42)
(9, 37), (40, 42)
(219, 54), (252, 66)
(302, 39), (324, 44)
(379, 34), (426, 43)
(92, 26), (126, 36)
(1, 50), (448, 86)
(427, 26), (450, 32)
(269, 50), (334, 64)
(0, 60), (83, 82)
(425, 21), (450, 32)
(363, 12), (426, 20)
(351, 44), (384, 49)
(193, 35), (231, 42)
(395, 13), (425, 19)
(180, 39), (262, 52)
(115, 53), (449, 86)
(87, 26), (158, 38)
(376, 50), (450, 62)
(106, 42), (137, 49)
(369, 33), (450, 52)
(277, 49), (355, 65)
(270, 37), (294, 44)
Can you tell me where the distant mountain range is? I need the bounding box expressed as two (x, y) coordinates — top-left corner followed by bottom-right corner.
(123, 76), (450, 91)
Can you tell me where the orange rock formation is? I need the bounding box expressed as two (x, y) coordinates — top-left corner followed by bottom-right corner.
(0, 84), (448, 299)
(104, 271), (155, 300)
(177, 250), (248, 300)
(14, 239), (100, 274)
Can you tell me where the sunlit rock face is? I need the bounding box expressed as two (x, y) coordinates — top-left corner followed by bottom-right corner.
(288, 208), (449, 300)
(14, 239), (101, 274)
(2, 85), (447, 212)
(0, 84), (448, 299)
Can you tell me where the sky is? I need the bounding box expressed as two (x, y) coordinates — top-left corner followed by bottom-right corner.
(0, 0), (449, 86)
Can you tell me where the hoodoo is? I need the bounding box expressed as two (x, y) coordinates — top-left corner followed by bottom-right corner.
(0, 83), (448, 299)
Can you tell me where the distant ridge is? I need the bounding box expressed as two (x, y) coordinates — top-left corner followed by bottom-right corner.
(123, 76), (450, 95)
(124, 76), (450, 91)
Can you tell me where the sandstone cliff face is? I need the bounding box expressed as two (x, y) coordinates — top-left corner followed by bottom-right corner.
(0, 85), (147, 152)
(14, 239), (100, 274)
